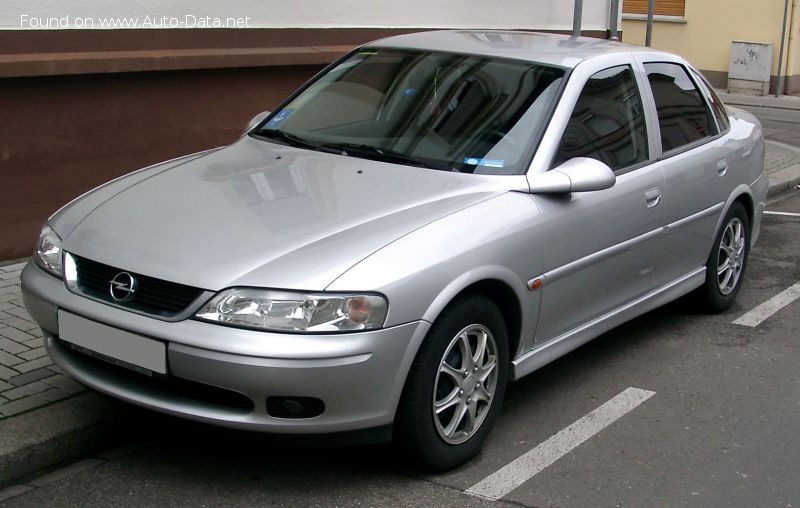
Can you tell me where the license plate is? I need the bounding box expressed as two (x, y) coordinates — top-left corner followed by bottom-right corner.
(58, 310), (167, 374)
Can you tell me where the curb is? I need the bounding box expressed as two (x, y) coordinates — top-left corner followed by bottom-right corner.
(766, 140), (800, 197)
(717, 90), (800, 112)
(0, 392), (139, 487)
(768, 164), (800, 197)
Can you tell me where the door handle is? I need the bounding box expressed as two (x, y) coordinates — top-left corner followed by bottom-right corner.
(717, 159), (728, 177)
(645, 188), (661, 208)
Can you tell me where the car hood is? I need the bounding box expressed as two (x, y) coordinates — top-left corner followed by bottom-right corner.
(63, 136), (524, 291)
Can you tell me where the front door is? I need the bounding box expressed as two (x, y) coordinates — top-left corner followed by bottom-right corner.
(533, 64), (665, 343)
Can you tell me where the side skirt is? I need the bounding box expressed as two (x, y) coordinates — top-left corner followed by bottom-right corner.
(511, 267), (706, 381)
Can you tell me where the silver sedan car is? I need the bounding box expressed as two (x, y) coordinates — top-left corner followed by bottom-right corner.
(22, 31), (767, 470)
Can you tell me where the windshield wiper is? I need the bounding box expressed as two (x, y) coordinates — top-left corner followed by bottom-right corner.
(322, 142), (447, 170)
(254, 128), (332, 153)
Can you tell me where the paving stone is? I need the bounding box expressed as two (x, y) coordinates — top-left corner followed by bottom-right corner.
(26, 327), (43, 338)
(10, 367), (53, 386)
(47, 364), (66, 375)
(5, 307), (32, 321)
(0, 350), (23, 367)
(0, 271), (21, 280)
(0, 337), (28, 354)
(12, 357), (52, 375)
(0, 365), (17, 382)
(38, 387), (70, 403)
(0, 380), (12, 391)
(0, 279), (18, 289)
(0, 393), (48, 417)
(22, 338), (44, 349)
(0, 316), (38, 332)
(0, 311), (11, 320)
(0, 292), (18, 303)
(9, 299), (25, 308)
(1, 381), (50, 401)
(0, 302), (15, 312)
(0, 326), (35, 344)
(42, 374), (85, 394)
(0, 262), (27, 273)
(18, 347), (47, 361)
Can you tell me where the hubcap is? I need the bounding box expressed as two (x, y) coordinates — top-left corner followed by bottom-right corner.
(717, 217), (746, 295)
(433, 324), (498, 445)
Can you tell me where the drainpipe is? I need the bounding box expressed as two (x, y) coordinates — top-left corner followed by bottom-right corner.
(609, 0), (621, 41)
(777, 0), (791, 96)
(573, 0), (583, 38)
(645, 0), (655, 47)
(785, 0), (799, 94)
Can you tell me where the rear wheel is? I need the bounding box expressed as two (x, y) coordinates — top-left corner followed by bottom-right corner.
(699, 202), (750, 312)
(394, 294), (509, 471)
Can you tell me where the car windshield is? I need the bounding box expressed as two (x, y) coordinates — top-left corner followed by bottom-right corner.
(252, 48), (566, 174)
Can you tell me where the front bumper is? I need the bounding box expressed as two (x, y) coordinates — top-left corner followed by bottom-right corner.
(21, 262), (429, 435)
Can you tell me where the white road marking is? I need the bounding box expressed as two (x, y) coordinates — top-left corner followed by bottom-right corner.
(764, 210), (800, 217)
(465, 387), (656, 501)
(733, 281), (800, 327)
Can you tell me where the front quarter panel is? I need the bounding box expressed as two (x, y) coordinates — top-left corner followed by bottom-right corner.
(327, 191), (544, 357)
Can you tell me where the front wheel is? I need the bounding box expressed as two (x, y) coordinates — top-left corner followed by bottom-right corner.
(394, 294), (509, 471)
(699, 202), (750, 312)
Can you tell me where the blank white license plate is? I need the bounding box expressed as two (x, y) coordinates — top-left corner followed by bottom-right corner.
(58, 310), (167, 374)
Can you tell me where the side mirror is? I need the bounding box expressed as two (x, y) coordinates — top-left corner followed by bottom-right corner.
(243, 111), (271, 135)
(530, 157), (616, 194)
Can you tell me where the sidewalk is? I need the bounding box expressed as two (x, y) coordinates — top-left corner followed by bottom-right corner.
(0, 262), (85, 418)
(1, 135), (799, 486)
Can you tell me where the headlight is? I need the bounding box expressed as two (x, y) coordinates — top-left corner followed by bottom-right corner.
(34, 225), (63, 277)
(195, 288), (388, 333)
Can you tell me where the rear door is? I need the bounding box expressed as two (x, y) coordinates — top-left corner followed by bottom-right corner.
(636, 58), (733, 287)
(529, 56), (665, 343)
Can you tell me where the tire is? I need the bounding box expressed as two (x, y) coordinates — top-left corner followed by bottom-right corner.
(699, 202), (750, 312)
(394, 294), (509, 471)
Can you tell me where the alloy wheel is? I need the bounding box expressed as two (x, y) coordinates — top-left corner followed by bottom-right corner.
(432, 324), (499, 445)
(717, 217), (746, 295)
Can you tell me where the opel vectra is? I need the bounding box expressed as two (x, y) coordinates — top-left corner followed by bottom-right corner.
(22, 31), (767, 470)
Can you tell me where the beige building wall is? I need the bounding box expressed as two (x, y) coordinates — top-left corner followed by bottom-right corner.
(622, 0), (800, 93)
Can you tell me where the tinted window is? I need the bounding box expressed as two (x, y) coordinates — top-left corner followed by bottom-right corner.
(253, 48), (566, 175)
(645, 62), (717, 152)
(554, 65), (648, 171)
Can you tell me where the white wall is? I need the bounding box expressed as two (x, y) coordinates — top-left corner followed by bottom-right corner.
(2, 0), (615, 31)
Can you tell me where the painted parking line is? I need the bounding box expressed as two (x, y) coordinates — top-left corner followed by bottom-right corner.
(764, 211), (800, 217)
(465, 387), (655, 501)
(733, 281), (800, 327)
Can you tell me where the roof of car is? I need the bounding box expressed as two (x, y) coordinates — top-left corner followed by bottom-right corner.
(364, 30), (657, 68)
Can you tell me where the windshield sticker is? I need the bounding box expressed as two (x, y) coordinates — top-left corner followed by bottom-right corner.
(265, 109), (295, 128)
(464, 158), (505, 168)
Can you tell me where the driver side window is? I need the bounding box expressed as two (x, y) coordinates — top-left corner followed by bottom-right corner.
(554, 65), (648, 171)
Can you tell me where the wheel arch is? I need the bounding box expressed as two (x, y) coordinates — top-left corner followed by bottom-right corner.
(421, 268), (530, 361)
(709, 185), (756, 254)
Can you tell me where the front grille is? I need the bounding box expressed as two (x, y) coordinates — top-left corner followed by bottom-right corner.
(72, 255), (206, 318)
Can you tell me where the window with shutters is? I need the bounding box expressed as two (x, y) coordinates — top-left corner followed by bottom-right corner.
(623, 0), (685, 17)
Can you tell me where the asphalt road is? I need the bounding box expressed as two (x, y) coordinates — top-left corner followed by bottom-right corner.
(738, 103), (800, 146)
(3, 124), (800, 506)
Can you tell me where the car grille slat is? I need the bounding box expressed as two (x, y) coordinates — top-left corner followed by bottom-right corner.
(72, 255), (207, 318)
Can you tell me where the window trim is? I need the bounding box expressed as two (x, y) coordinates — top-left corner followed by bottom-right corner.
(642, 60), (721, 161)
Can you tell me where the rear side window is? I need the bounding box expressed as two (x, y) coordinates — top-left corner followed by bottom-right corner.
(554, 65), (648, 171)
(644, 62), (717, 152)
(690, 68), (731, 133)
